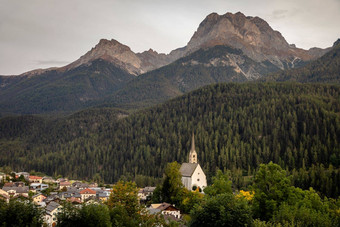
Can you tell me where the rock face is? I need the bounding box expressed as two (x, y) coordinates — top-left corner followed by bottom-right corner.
(62, 39), (175, 76)
(170, 12), (328, 70)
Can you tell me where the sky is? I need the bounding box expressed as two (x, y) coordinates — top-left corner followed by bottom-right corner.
(0, 0), (339, 75)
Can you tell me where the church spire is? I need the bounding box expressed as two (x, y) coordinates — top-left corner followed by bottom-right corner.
(191, 132), (195, 152)
(189, 132), (197, 164)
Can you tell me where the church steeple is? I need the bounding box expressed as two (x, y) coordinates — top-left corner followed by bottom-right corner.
(189, 133), (197, 163)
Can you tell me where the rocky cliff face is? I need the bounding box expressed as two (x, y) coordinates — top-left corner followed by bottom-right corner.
(62, 39), (174, 76)
(170, 12), (328, 70)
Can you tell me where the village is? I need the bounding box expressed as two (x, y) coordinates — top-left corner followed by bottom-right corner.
(0, 134), (206, 226)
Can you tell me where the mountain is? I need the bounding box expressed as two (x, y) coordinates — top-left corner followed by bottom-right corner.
(0, 12), (333, 114)
(108, 45), (282, 108)
(1, 83), (339, 197)
(62, 39), (173, 76)
(170, 12), (329, 69)
(0, 59), (134, 114)
(262, 39), (340, 83)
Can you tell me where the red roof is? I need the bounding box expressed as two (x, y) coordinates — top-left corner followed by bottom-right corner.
(79, 188), (96, 194)
(29, 176), (42, 180)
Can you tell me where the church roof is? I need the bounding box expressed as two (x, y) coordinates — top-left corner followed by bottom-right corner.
(180, 163), (198, 177)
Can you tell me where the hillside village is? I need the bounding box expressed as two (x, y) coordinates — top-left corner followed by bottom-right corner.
(0, 134), (205, 226)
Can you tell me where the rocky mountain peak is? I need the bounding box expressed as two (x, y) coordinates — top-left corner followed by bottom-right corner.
(333, 38), (340, 47)
(63, 38), (143, 75)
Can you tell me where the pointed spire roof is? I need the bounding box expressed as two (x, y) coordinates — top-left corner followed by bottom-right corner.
(191, 132), (195, 152)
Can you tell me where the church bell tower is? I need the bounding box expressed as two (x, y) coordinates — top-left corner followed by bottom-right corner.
(189, 133), (197, 164)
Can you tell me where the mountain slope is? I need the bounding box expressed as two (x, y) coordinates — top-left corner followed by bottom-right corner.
(108, 45), (284, 107)
(263, 40), (340, 83)
(1, 82), (339, 197)
(0, 59), (134, 114)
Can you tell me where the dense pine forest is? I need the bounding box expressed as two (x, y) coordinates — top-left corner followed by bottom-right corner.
(0, 82), (339, 197)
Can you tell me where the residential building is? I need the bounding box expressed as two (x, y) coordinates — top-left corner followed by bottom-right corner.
(138, 186), (156, 201)
(79, 188), (96, 202)
(30, 183), (49, 192)
(42, 176), (56, 184)
(45, 201), (62, 227)
(59, 181), (71, 190)
(157, 203), (181, 219)
(29, 176), (43, 184)
(16, 172), (30, 180)
(2, 186), (29, 197)
(149, 203), (181, 219)
(32, 194), (47, 204)
(0, 172), (6, 182)
(72, 181), (89, 189)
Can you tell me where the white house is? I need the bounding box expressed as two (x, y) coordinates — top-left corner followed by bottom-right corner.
(179, 133), (207, 191)
(44, 201), (62, 227)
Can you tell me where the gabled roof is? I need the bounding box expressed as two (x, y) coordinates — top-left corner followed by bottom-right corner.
(79, 188), (96, 194)
(45, 201), (61, 213)
(179, 163), (198, 177)
(32, 193), (46, 199)
(2, 186), (29, 193)
(156, 202), (179, 211)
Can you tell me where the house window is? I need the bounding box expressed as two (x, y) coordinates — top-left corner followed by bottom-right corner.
(197, 178), (200, 181)
(193, 155), (195, 158)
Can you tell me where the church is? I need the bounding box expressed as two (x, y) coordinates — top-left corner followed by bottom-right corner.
(179, 133), (207, 191)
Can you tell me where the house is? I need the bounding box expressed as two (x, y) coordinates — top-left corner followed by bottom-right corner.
(16, 172), (30, 180)
(2, 186), (29, 197)
(149, 203), (181, 219)
(30, 183), (49, 192)
(72, 181), (89, 189)
(89, 182), (98, 188)
(179, 133), (207, 191)
(45, 201), (62, 227)
(59, 181), (71, 190)
(66, 197), (82, 204)
(32, 193), (47, 204)
(0, 189), (9, 203)
(138, 186), (156, 201)
(58, 191), (81, 201)
(29, 176), (43, 184)
(0, 172), (6, 182)
(0, 193), (10, 203)
(79, 188), (96, 202)
(4, 182), (25, 187)
(42, 176), (56, 184)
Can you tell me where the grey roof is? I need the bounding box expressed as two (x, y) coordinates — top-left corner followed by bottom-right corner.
(144, 187), (156, 193)
(66, 187), (80, 193)
(2, 186), (29, 193)
(179, 163), (198, 177)
(45, 201), (60, 213)
(72, 182), (89, 188)
(146, 208), (161, 215)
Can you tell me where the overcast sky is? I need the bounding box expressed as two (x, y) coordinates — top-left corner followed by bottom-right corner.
(0, 0), (339, 75)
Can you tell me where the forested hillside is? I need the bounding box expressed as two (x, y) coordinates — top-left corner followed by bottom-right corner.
(0, 83), (339, 197)
(0, 59), (134, 115)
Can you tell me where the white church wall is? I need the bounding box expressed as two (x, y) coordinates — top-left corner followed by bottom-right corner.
(191, 164), (207, 190)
